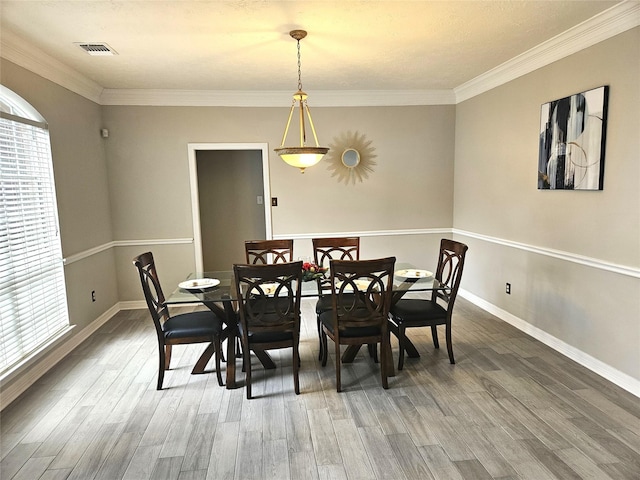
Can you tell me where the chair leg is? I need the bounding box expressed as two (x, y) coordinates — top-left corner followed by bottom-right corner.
(368, 343), (379, 363)
(214, 335), (223, 387)
(244, 346), (252, 399)
(317, 314), (323, 360)
(397, 326), (405, 371)
(445, 324), (455, 364)
(335, 340), (342, 392)
(164, 344), (172, 369)
(157, 343), (166, 390)
(293, 336), (300, 395)
(380, 335), (389, 389)
(431, 325), (439, 349)
(320, 329), (329, 366)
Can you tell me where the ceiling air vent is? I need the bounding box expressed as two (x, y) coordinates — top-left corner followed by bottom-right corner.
(75, 42), (118, 56)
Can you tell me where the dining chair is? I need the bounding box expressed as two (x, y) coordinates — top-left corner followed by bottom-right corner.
(389, 239), (468, 369)
(312, 237), (360, 359)
(133, 252), (225, 389)
(319, 257), (396, 392)
(233, 260), (303, 399)
(244, 239), (294, 265)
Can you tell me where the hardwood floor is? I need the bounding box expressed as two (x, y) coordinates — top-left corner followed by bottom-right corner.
(2, 297), (639, 479)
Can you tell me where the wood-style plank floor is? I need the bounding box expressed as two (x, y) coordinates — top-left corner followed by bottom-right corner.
(2, 297), (639, 480)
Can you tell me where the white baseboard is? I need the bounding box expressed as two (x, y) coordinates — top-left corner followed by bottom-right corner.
(459, 289), (640, 398)
(0, 304), (120, 411)
(119, 300), (148, 310)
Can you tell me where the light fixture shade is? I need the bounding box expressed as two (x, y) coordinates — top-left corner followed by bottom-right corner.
(275, 147), (330, 173)
(276, 30), (329, 173)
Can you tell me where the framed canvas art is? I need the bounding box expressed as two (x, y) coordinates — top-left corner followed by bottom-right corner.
(538, 86), (609, 190)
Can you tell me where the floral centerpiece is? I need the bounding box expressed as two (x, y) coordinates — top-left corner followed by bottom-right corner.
(302, 261), (327, 282)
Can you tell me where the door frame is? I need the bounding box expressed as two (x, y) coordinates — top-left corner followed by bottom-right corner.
(187, 142), (272, 272)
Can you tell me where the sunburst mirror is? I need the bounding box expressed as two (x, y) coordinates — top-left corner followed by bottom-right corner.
(325, 131), (377, 185)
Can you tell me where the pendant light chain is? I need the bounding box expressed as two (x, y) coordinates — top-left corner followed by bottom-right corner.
(297, 38), (303, 92)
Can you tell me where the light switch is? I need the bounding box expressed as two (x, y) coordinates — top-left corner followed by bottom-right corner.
(257, 195), (263, 205)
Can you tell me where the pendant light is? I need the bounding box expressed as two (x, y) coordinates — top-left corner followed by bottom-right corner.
(275, 30), (329, 173)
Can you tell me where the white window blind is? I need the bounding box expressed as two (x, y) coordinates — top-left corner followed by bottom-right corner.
(0, 86), (69, 376)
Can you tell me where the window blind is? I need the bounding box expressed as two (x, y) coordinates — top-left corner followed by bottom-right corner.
(0, 111), (70, 375)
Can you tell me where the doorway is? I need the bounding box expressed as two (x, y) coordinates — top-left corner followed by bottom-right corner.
(188, 143), (272, 271)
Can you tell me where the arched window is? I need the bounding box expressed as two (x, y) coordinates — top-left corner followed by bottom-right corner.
(0, 85), (70, 377)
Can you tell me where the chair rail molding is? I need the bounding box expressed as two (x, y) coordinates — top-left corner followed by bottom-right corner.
(275, 228), (452, 240)
(63, 238), (194, 265)
(453, 229), (640, 279)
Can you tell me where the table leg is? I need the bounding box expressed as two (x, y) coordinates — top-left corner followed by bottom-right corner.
(388, 322), (420, 358)
(341, 345), (362, 363)
(203, 298), (240, 389)
(341, 341), (395, 377)
(191, 343), (215, 374)
(253, 350), (277, 369)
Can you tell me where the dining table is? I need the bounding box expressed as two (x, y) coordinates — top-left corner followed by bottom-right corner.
(164, 262), (445, 389)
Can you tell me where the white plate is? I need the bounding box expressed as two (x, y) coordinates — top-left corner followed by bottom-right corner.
(179, 278), (220, 290)
(336, 279), (374, 292)
(258, 282), (278, 295)
(395, 269), (433, 279)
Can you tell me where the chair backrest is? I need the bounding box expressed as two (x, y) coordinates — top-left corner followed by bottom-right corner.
(133, 252), (169, 335)
(433, 239), (468, 311)
(313, 237), (360, 297)
(244, 239), (294, 265)
(233, 261), (303, 336)
(329, 257), (396, 331)
(312, 237), (360, 265)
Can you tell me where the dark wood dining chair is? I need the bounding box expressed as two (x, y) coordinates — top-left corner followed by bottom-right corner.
(389, 238), (468, 369)
(133, 252), (225, 389)
(319, 257), (395, 392)
(233, 260), (303, 399)
(244, 239), (294, 265)
(312, 237), (360, 359)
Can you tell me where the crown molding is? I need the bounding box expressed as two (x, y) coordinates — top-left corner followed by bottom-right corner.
(455, 1), (640, 103)
(0, 29), (104, 104)
(2, 1), (637, 107)
(99, 88), (456, 106)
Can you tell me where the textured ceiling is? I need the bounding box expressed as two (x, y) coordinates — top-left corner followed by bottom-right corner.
(0, 1), (623, 92)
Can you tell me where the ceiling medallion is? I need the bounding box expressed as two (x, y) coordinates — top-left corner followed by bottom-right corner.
(326, 131), (377, 185)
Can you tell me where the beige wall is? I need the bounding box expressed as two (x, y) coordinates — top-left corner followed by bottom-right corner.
(1, 59), (119, 394)
(453, 28), (640, 380)
(103, 104), (456, 300)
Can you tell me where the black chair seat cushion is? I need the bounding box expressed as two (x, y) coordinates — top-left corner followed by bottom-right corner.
(319, 311), (381, 338)
(390, 299), (447, 325)
(163, 311), (222, 340)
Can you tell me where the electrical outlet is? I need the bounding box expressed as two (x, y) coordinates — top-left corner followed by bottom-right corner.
(91, 290), (96, 302)
(505, 283), (511, 295)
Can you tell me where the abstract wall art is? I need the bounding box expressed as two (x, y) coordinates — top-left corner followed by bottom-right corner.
(538, 86), (609, 190)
